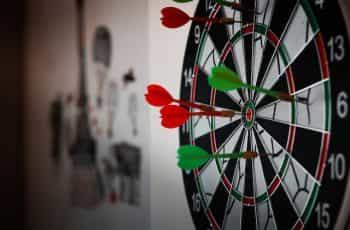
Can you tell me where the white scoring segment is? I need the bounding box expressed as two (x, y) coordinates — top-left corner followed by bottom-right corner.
(200, 158), (222, 205)
(283, 158), (315, 214)
(256, 81), (328, 134)
(200, 35), (220, 75)
(232, 38), (248, 100)
(222, 128), (247, 229)
(223, 195), (243, 229)
(252, 0), (276, 93)
(256, 100), (292, 125)
(294, 82), (327, 133)
(251, 132), (270, 196)
(256, 200), (278, 230)
(215, 124), (244, 170)
(255, 123), (319, 185)
(192, 114), (213, 140)
(192, 105), (241, 140)
(256, 3), (319, 105)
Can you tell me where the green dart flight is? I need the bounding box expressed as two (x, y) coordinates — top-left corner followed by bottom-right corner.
(209, 66), (301, 103)
(177, 145), (259, 170)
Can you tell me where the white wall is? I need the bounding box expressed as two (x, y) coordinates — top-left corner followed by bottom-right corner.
(148, 0), (196, 229)
(24, 0), (150, 229)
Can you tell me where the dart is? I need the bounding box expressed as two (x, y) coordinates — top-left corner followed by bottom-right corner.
(209, 66), (307, 104)
(172, 0), (261, 14)
(177, 145), (276, 170)
(145, 84), (214, 111)
(161, 7), (244, 29)
(160, 104), (236, 129)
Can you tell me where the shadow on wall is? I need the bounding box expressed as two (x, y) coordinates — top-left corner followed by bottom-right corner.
(0, 0), (24, 228)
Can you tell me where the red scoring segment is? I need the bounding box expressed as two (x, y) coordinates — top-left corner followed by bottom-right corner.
(246, 108), (253, 122)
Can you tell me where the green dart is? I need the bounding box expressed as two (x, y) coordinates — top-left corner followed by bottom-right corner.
(177, 145), (260, 170)
(209, 66), (304, 103)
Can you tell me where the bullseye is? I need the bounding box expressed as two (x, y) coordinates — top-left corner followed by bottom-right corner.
(242, 101), (255, 129)
(245, 108), (253, 122)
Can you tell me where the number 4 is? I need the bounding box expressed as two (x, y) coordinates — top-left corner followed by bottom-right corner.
(206, 0), (214, 12)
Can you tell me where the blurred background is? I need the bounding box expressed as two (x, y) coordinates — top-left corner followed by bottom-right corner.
(1, 0), (350, 229)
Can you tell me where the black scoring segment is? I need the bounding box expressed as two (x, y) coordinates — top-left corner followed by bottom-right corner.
(195, 68), (212, 105)
(291, 126), (323, 177)
(256, 118), (289, 149)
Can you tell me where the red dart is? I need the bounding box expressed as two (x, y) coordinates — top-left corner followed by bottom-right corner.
(161, 7), (190, 29)
(161, 7), (243, 29)
(160, 105), (235, 129)
(161, 105), (189, 128)
(145, 84), (213, 111)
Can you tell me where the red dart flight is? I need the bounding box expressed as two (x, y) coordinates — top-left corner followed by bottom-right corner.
(160, 105), (189, 129)
(145, 84), (215, 111)
(145, 84), (173, 107)
(161, 7), (190, 29)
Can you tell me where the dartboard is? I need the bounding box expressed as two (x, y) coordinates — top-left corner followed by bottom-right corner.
(178, 0), (350, 229)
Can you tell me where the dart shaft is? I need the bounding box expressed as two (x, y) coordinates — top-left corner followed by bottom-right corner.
(191, 17), (244, 24)
(245, 84), (277, 97)
(190, 110), (235, 117)
(244, 84), (295, 102)
(174, 99), (213, 111)
(211, 152), (245, 159)
(210, 152), (274, 159)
